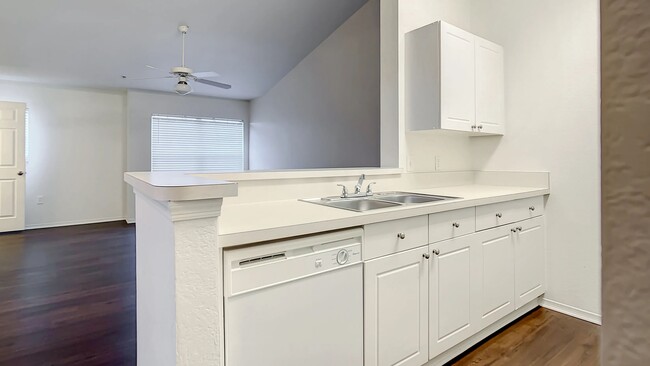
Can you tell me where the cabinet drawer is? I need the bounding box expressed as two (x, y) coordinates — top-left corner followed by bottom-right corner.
(476, 196), (544, 231)
(364, 216), (429, 260)
(428, 207), (475, 243)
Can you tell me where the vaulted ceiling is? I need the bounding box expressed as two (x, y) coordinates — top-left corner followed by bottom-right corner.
(0, 0), (368, 99)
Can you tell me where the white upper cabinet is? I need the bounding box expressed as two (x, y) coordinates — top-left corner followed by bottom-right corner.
(405, 21), (505, 136)
(440, 22), (476, 132)
(475, 36), (505, 134)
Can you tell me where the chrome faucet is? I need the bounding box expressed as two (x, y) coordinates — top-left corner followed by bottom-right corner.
(336, 174), (376, 198)
(354, 174), (366, 195)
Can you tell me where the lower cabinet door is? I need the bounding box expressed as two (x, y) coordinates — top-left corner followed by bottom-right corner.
(364, 246), (429, 366)
(428, 235), (480, 359)
(476, 225), (516, 329)
(515, 216), (546, 308)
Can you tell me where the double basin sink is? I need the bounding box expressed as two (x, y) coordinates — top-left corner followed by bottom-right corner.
(301, 192), (459, 212)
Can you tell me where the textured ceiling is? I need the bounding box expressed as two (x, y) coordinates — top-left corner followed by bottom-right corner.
(0, 0), (368, 99)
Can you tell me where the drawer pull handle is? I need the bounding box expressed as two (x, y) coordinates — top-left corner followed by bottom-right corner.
(423, 253), (431, 259)
(432, 249), (440, 256)
(452, 222), (460, 228)
(511, 228), (518, 233)
(529, 206), (535, 211)
(516, 227), (523, 232)
(397, 233), (406, 240)
(496, 213), (503, 218)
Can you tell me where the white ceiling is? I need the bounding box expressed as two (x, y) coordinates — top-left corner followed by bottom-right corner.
(0, 0), (368, 100)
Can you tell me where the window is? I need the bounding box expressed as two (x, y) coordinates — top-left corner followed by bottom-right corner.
(151, 114), (245, 172)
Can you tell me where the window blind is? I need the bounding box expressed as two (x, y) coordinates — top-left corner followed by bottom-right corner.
(151, 114), (244, 172)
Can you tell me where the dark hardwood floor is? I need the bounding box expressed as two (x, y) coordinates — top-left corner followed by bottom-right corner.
(0, 222), (599, 366)
(0, 222), (136, 366)
(449, 308), (600, 365)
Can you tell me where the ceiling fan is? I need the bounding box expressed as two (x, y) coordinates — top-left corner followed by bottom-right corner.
(124, 25), (231, 95)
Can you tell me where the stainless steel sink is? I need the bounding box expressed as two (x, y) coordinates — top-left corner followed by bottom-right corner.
(300, 192), (459, 212)
(373, 192), (457, 204)
(322, 198), (401, 212)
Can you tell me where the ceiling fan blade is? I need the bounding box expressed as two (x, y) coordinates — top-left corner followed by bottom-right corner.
(192, 71), (220, 78)
(123, 75), (175, 80)
(194, 78), (232, 89)
(145, 65), (166, 71)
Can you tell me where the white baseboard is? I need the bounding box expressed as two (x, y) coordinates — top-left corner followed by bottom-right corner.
(541, 298), (602, 325)
(126, 217), (135, 224)
(25, 216), (127, 230)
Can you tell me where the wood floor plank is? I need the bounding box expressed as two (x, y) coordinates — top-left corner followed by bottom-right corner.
(0, 222), (136, 366)
(449, 308), (600, 365)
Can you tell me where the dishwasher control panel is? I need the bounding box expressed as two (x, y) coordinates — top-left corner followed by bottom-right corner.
(224, 228), (364, 297)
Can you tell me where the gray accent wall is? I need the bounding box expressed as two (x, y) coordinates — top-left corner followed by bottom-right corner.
(248, 0), (380, 170)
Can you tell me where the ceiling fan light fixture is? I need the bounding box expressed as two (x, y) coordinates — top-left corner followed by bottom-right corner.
(175, 78), (192, 95)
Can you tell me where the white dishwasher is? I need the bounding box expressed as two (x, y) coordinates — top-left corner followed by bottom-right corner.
(223, 228), (363, 366)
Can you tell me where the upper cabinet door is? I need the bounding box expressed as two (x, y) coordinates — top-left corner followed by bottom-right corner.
(475, 36), (505, 135)
(440, 22), (476, 132)
(364, 246), (429, 366)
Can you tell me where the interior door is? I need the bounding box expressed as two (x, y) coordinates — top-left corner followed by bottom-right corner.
(475, 36), (505, 135)
(364, 246), (429, 366)
(0, 102), (26, 232)
(514, 217), (546, 308)
(439, 21), (476, 132)
(429, 234), (480, 359)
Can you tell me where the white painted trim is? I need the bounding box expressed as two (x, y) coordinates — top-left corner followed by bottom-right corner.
(541, 298), (602, 325)
(25, 216), (127, 230)
(193, 167), (404, 181)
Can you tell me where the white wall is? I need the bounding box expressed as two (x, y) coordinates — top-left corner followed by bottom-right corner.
(126, 90), (250, 221)
(399, 0), (475, 173)
(469, 0), (601, 320)
(398, 0), (601, 319)
(249, 0), (380, 170)
(0, 80), (126, 228)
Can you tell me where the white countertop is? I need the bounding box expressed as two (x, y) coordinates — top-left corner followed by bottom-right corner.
(124, 172), (238, 201)
(218, 184), (549, 247)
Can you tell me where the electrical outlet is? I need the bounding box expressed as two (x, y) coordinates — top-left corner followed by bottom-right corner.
(37, 195), (44, 205)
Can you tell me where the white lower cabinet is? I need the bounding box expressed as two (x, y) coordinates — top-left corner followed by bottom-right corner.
(428, 234), (480, 359)
(514, 216), (546, 309)
(475, 225), (516, 329)
(364, 246), (429, 366)
(364, 205), (546, 366)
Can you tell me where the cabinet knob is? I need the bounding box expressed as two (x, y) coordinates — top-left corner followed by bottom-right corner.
(471, 125), (476, 130)
(397, 233), (406, 240)
(423, 253), (430, 259)
(496, 213), (503, 218)
(529, 206), (535, 211)
(432, 249), (440, 256)
(17, 171), (25, 176)
(477, 125), (483, 130)
(452, 222), (460, 228)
